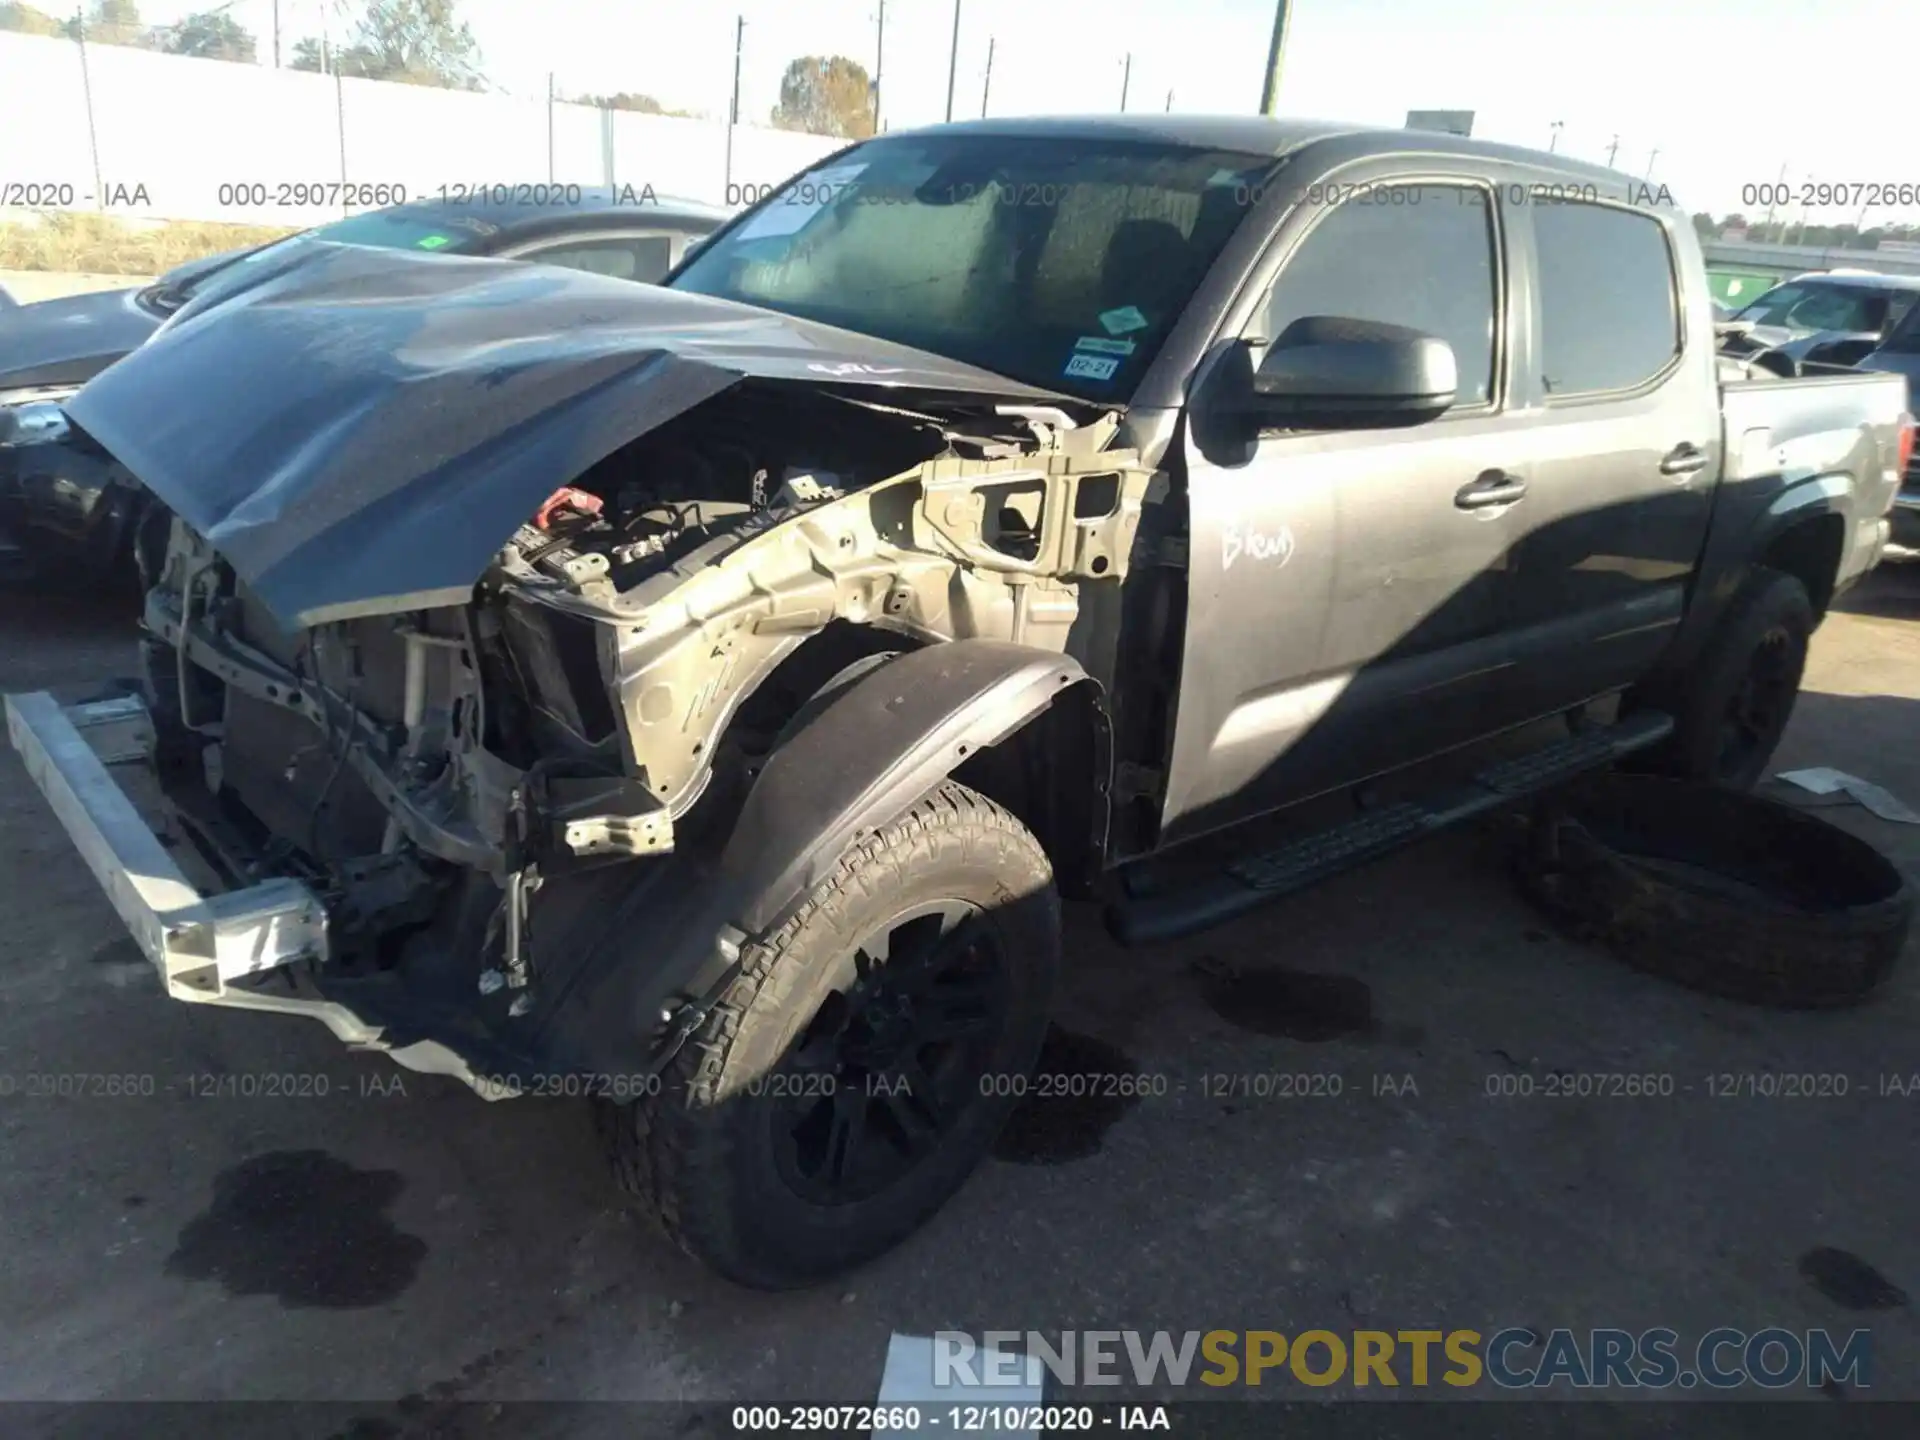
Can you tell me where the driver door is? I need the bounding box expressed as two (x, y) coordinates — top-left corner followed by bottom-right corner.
(1159, 177), (1528, 845)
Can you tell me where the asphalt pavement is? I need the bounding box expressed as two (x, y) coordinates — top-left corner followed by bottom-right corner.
(2, 568), (1917, 1434)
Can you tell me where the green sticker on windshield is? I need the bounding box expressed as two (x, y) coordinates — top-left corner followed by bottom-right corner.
(416, 234), (453, 249)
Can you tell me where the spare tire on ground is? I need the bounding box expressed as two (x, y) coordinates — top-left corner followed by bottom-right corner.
(1514, 771), (1913, 1008)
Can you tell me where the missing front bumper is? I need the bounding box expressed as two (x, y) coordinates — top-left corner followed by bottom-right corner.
(2, 690), (501, 1096)
(5, 690), (327, 995)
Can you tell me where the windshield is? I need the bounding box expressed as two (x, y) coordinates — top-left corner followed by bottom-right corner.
(1733, 280), (1913, 335)
(669, 134), (1279, 400)
(174, 209), (496, 306)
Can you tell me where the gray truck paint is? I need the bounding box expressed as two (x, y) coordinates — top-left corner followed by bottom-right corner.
(4, 118), (1911, 1090)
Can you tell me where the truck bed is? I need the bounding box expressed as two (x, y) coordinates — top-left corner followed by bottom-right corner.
(1718, 366), (1910, 595)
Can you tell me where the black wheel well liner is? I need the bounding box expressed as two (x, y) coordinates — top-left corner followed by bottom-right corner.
(534, 637), (1109, 1079)
(1758, 511), (1846, 618)
(712, 623), (1113, 894)
(952, 673), (1112, 898)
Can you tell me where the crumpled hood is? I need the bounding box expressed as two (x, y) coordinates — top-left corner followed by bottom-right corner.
(0, 285), (159, 393)
(64, 243), (1072, 630)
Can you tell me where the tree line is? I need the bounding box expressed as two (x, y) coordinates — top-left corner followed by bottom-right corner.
(1, 0), (258, 60)
(0, 3), (884, 136)
(1691, 213), (1920, 251)
(0, 0), (478, 80)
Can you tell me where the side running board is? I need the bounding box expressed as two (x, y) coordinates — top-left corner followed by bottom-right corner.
(1104, 710), (1674, 946)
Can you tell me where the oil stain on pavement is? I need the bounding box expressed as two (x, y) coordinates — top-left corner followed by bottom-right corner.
(166, 1150), (427, 1307)
(1191, 957), (1375, 1042)
(993, 1026), (1142, 1165)
(1799, 1246), (1909, 1309)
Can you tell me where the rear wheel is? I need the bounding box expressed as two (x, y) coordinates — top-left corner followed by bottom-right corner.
(1631, 567), (1812, 790)
(598, 780), (1058, 1288)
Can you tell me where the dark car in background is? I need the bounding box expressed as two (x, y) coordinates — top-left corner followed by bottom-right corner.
(1715, 270), (1920, 373)
(0, 190), (727, 586)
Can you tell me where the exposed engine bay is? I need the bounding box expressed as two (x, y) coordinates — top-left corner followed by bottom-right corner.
(136, 380), (1156, 1031)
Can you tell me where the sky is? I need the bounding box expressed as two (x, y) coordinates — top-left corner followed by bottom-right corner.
(136, 0), (1920, 224)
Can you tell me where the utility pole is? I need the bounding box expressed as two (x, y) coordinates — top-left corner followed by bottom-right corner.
(272, 0), (280, 67)
(1605, 134), (1620, 168)
(872, 0), (885, 132)
(945, 0), (961, 122)
(73, 7), (103, 210)
(980, 37), (993, 118)
(334, 67), (348, 211)
(1548, 120), (1562, 152)
(1258, 0), (1292, 116)
(1761, 162), (1787, 241)
(1643, 148), (1659, 181)
(1119, 53), (1131, 112)
(1165, 88), (1174, 112)
(725, 16), (744, 200)
(1789, 177), (1814, 247)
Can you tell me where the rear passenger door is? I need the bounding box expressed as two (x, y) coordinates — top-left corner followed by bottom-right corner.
(1497, 196), (1716, 717)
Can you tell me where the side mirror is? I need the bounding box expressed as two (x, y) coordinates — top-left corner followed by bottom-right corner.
(1233, 316), (1457, 431)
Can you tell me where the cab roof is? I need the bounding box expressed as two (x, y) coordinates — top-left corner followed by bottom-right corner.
(885, 114), (1639, 192)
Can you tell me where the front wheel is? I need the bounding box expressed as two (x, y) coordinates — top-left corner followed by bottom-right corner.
(1631, 567), (1813, 790)
(597, 780), (1059, 1289)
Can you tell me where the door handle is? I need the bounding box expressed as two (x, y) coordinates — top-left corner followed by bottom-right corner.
(1455, 470), (1527, 509)
(1660, 443), (1709, 477)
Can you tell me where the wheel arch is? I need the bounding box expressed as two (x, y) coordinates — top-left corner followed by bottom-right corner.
(536, 638), (1110, 1078)
(1756, 509), (1846, 619)
(1664, 483), (1851, 679)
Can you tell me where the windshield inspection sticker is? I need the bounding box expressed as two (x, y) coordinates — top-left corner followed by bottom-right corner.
(415, 234), (453, 249)
(1098, 305), (1149, 335)
(1074, 336), (1136, 356)
(1064, 353), (1120, 382)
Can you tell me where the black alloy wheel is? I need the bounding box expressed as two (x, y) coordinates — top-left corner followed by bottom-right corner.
(1714, 622), (1799, 782)
(770, 898), (1010, 1205)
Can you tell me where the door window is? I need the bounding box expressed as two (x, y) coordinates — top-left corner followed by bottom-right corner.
(1533, 201), (1680, 395)
(1252, 184), (1498, 407)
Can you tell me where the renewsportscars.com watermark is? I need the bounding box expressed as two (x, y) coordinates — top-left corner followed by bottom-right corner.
(933, 1328), (1873, 1391)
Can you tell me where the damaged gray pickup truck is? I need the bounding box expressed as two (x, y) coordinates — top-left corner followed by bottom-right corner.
(7, 117), (1914, 1288)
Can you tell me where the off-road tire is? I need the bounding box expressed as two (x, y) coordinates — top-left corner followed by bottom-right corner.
(596, 780), (1059, 1289)
(1630, 566), (1813, 789)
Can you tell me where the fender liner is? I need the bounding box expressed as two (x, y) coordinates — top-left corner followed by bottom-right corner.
(530, 639), (1092, 1077)
(1660, 475), (1850, 679)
